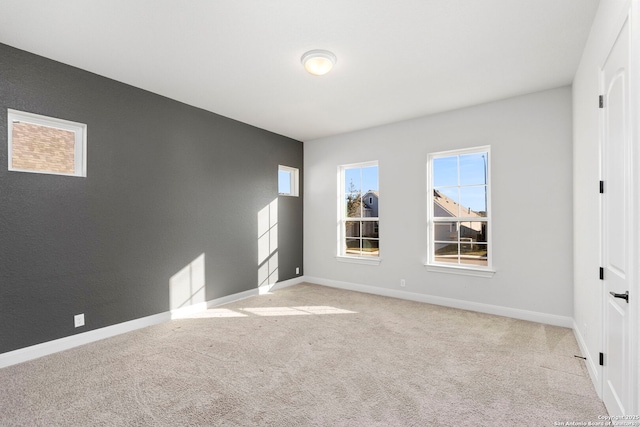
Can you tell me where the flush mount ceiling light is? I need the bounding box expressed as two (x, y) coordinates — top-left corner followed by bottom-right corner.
(301, 49), (337, 76)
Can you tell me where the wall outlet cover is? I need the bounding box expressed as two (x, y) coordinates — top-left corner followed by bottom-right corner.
(74, 313), (85, 328)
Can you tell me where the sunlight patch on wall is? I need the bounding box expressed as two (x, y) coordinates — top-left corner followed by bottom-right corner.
(170, 253), (206, 318)
(258, 199), (278, 294)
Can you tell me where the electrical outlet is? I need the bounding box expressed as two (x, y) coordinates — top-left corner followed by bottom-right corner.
(400, 279), (406, 287)
(74, 313), (85, 328)
(296, 267), (300, 275)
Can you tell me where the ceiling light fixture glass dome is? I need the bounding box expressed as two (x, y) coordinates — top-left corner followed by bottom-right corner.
(301, 49), (337, 76)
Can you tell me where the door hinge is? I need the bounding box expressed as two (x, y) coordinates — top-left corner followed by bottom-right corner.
(599, 95), (604, 108)
(599, 180), (604, 194)
(599, 267), (604, 280)
(599, 352), (604, 366)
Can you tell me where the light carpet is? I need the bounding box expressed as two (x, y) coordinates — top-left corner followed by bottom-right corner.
(0, 283), (606, 426)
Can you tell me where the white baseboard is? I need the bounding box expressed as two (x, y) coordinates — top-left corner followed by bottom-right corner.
(0, 278), (305, 370)
(0, 312), (170, 370)
(572, 319), (602, 398)
(207, 288), (259, 308)
(304, 276), (574, 328)
(270, 275), (306, 291)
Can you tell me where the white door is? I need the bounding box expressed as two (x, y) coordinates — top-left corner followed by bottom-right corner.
(601, 15), (632, 416)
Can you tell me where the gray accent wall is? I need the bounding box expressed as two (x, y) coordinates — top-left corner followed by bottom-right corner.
(0, 44), (303, 354)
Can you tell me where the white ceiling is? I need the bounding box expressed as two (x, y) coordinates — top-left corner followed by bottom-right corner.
(0, 0), (599, 142)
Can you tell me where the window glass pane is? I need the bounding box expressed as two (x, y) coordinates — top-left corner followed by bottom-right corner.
(345, 221), (360, 238)
(12, 122), (76, 174)
(433, 156), (458, 187)
(362, 221), (378, 238)
(434, 242), (458, 264)
(346, 193), (362, 218)
(433, 188), (459, 217)
(460, 222), (487, 243)
(459, 186), (487, 216)
(362, 165), (379, 192)
(345, 238), (361, 256)
(344, 168), (361, 194)
(278, 170), (291, 194)
(460, 152), (488, 186)
(434, 222), (458, 242)
(361, 239), (379, 257)
(460, 243), (488, 266)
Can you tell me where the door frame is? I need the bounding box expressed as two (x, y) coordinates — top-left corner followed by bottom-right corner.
(630, 0), (640, 415)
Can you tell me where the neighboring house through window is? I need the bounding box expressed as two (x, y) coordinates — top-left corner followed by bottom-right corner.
(338, 161), (379, 262)
(427, 146), (491, 274)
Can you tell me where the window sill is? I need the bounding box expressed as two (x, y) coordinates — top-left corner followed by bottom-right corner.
(336, 256), (382, 266)
(424, 263), (495, 278)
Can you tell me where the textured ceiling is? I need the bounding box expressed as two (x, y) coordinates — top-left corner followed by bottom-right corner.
(0, 0), (599, 141)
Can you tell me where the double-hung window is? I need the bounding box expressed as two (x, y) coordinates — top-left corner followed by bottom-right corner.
(338, 162), (379, 262)
(427, 146), (491, 274)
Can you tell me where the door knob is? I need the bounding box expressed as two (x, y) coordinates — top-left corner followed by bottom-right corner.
(609, 291), (629, 303)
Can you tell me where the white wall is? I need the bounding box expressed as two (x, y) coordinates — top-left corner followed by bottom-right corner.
(305, 87), (573, 322)
(573, 0), (639, 405)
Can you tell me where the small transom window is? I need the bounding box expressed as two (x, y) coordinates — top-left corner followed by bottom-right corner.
(8, 109), (86, 177)
(278, 165), (299, 197)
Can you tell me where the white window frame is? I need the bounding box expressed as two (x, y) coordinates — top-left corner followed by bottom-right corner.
(426, 146), (494, 277)
(278, 165), (299, 197)
(337, 160), (381, 265)
(8, 109), (87, 177)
